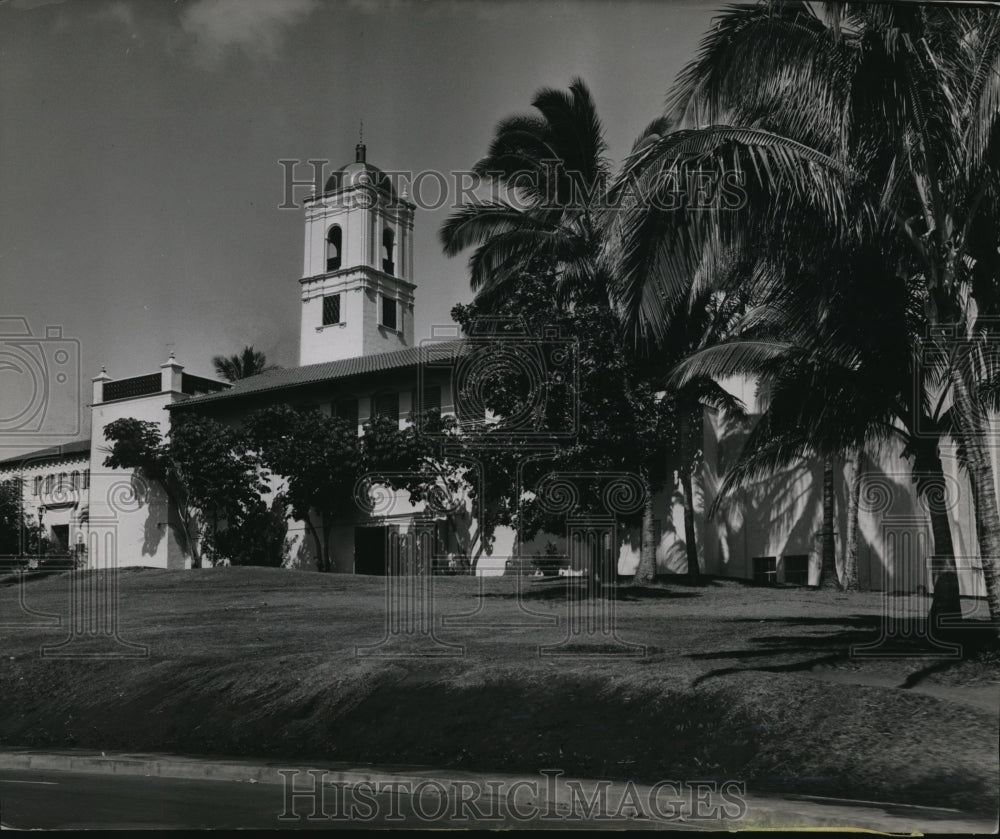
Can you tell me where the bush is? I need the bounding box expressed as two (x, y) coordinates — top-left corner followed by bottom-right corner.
(208, 496), (289, 568)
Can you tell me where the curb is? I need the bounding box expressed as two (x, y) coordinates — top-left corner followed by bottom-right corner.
(0, 749), (994, 832)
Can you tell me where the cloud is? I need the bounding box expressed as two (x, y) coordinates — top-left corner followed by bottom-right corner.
(179, 0), (320, 65)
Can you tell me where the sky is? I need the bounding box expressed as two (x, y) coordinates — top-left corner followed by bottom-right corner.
(0, 0), (718, 454)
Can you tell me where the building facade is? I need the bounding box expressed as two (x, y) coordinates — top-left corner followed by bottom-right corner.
(0, 440), (90, 558)
(0, 143), (987, 598)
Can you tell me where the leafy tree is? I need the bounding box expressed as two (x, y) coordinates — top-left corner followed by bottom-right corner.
(103, 417), (200, 565)
(0, 478), (21, 554)
(244, 405), (360, 572)
(212, 346), (278, 382)
(236, 405), (492, 574)
(168, 415), (270, 565)
(102, 415), (266, 568)
(0, 477), (37, 556)
(450, 267), (741, 584)
(209, 494), (289, 567)
(358, 410), (480, 572)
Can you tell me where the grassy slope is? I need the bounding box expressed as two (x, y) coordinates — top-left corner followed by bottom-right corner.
(0, 568), (997, 814)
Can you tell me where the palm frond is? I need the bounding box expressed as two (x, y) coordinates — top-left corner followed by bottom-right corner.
(670, 339), (799, 389)
(610, 124), (855, 346)
(709, 413), (814, 518)
(439, 201), (555, 257)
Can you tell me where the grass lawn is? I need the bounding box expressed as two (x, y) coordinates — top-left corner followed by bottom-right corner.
(0, 567), (997, 815)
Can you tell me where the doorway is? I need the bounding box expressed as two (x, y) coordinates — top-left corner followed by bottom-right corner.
(50, 524), (69, 554)
(355, 526), (390, 575)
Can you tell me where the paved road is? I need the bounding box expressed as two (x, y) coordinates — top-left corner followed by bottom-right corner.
(0, 768), (706, 830)
(0, 762), (995, 832)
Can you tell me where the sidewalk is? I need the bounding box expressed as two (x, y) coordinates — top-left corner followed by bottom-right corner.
(0, 748), (995, 832)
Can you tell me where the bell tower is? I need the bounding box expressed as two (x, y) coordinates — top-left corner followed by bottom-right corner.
(299, 142), (416, 366)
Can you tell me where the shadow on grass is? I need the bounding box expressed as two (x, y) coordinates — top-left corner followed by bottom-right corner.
(614, 586), (702, 601)
(898, 629), (1000, 689)
(692, 652), (849, 686)
(648, 574), (729, 588)
(688, 615), (1000, 689)
(651, 574), (829, 590)
(0, 569), (72, 588)
(480, 580), (702, 602)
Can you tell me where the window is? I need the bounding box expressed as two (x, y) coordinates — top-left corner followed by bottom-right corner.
(752, 556), (777, 585)
(783, 554), (809, 586)
(326, 225), (342, 271)
(372, 392), (399, 424)
(322, 294), (341, 326)
(33, 476), (41, 496)
(335, 397), (359, 430)
(58, 472), (67, 491)
(83, 470), (90, 490)
(410, 385), (441, 416)
(381, 295), (397, 330)
(70, 471), (80, 490)
(44, 474), (54, 494)
(382, 228), (395, 274)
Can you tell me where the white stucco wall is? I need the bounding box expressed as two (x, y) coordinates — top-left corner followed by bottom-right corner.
(698, 374), (987, 595)
(87, 362), (211, 570)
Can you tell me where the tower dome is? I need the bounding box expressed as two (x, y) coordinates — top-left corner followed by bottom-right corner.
(323, 143), (396, 198)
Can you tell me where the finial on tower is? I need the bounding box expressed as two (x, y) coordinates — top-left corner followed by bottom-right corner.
(356, 121), (366, 163)
(354, 120), (365, 163)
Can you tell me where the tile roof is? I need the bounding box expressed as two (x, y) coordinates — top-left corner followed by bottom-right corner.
(0, 438), (92, 470)
(168, 340), (467, 410)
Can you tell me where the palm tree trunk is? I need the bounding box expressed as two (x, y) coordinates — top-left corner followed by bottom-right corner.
(950, 366), (1000, 634)
(918, 447), (961, 629)
(843, 449), (863, 591)
(681, 469), (700, 580)
(964, 451), (1000, 629)
(818, 459), (839, 589)
(965, 455), (1000, 614)
(633, 475), (656, 585)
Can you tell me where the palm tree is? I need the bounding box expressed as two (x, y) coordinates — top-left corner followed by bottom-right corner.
(212, 346), (277, 382)
(642, 287), (751, 583)
(439, 77), (609, 306)
(613, 2), (1000, 628)
(631, 366), (745, 585)
(675, 329), (855, 590)
(442, 80), (742, 586)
